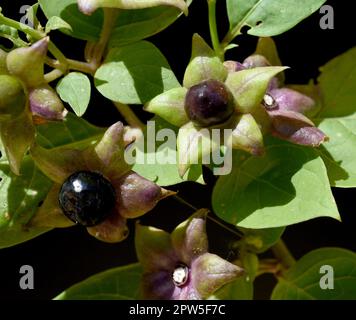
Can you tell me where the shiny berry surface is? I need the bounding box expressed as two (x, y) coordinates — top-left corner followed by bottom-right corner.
(59, 171), (116, 227)
(184, 80), (234, 127)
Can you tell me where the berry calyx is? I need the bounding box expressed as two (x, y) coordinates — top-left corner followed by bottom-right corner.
(58, 171), (116, 227)
(184, 80), (234, 127)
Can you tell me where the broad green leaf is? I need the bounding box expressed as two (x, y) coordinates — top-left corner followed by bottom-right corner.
(271, 248), (356, 300)
(39, 0), (191, 46)
(0, 150), (52, 249)
(317, 47), (356, 118)
(226, 0), (326, 38)
(77, 0), (187, 15)
(131, 117), (204, 186)
(95, 41), (180, 104)
(212, 138), (340, 229)
(109, 1), (191, 47)
(55, 263), (142, 300)
(36, 113), (104, 148)
(45, 16), (73, 33)
(317, 116), (356, 187)
(57, 72), (91, 117)
(0, 114), (103, 248)
(314, 48), (356, 187)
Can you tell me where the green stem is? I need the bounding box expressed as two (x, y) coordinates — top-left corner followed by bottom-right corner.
(90, 8), (118, 65)
(113, 102), (145, 130)
(271, 239), (296, 269)
(67, 59), (96, 74)
(207, 0), (223, 60)
(0, 13), (67, 69)
(44, 69), (63, 83)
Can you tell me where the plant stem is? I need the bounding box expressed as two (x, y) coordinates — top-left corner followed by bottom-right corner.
(207, 0), (223, 60)
(271, 239), (296, 269)
(67, 59), (96, 74)
(173, 195), (243, 238)
(90, 8), (118, 65)
(113, 102), (145, 130)
(44, 69), (64, 83)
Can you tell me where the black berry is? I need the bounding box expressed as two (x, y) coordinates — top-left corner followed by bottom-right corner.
(59, 171), (116, 227)
(185, 80), (234, 127)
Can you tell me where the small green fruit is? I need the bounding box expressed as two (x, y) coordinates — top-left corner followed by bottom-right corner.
(6, 37), (48, 88)
(0, 75), (27, 121)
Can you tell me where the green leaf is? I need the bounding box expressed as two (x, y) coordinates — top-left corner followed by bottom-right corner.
(0, 25), (27, 47)
(132, 117), (204, 186)
(55, 263), (142, 300)
(56, 72), (91, 117)
(77, 0), (188, 15)
(36, 113), (104, 148)
(317, 116), (356, 187)
(212, 138), (340, 229)
(226, 0), (326, 38)
(0, 114), (103, 248)
(271, 248), (356, 300)
(0, 146), (53, 249)
(45, 16), (73, 33)
(317, 47), (356, 118)
(314, 48), (356, 187)
(39, 0), (191, 45)
(95, 41), (180, 104)
(225, 66), (287, 113)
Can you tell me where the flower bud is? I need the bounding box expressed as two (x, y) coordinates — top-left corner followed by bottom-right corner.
(0, 74), (27, 121)
(243, 54), (271, 68)
(6, 37), (48, 88)
(115, 171), (174, 219)
(29, 84), (67, 121)
(223, 60), (245, 73)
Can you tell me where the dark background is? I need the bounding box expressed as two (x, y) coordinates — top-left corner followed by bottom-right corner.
(0, 0), (355, 300)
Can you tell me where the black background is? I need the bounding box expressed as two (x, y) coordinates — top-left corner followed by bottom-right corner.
(0, 0), (355, 300)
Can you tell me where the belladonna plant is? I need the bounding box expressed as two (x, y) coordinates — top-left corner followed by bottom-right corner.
(0, 0), (356, 301)
(145, 34), (327, 176)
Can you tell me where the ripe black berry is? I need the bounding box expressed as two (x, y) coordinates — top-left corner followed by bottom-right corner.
(59, 171), (116, 227)
(184, 80), (234, 127)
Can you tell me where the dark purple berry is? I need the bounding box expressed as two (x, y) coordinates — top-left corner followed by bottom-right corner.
(59, 171), (116, 227)
(184, 80), (234, 127)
